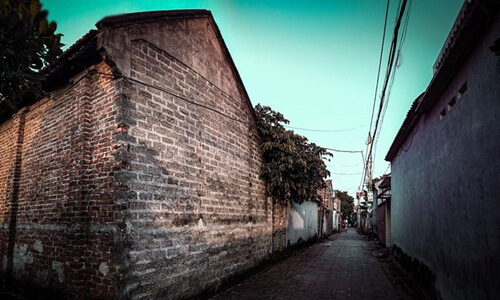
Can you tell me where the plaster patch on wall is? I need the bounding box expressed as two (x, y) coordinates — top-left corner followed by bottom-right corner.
(287, 201), (319, 246)
(196, 218), (205, 229)
(33, 240), (43, 253)
(52, 261), (65, 283)
(290, 209), (304, 229)
(99, 262), (109, 276)
(13, 244), (34, 277)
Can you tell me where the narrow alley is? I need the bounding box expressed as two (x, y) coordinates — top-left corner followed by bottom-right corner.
(212, 229), (429, 300)
(1, 1), (498, 299)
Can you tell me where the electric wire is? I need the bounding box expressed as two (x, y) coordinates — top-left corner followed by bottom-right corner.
(7, 43), (374, 202)
(97, 71), (252, 126)
(94, 71), (371, 150)
(324, 148), (363, 153)
(331, 172), (363, 176)
(39, 65), (367, 195)
(373, 0), (412, 171)
(362, 0), (408, 190)
(383, 163), (391, 175)
(285, 124), (366, 133)
(369, 0), (391, 134)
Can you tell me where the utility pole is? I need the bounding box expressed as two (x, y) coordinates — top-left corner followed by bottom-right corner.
(358, 132), (373, 231)
(366, 133), (374, 232)
(365, 133), (373, 206)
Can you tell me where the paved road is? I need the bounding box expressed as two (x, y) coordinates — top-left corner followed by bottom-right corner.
(212, 228), (429, 299)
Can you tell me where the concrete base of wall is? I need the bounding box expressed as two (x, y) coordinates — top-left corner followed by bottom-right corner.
(392, 245), (440, 299)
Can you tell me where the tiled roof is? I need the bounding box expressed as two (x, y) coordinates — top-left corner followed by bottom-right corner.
(44, 30), (99, 90)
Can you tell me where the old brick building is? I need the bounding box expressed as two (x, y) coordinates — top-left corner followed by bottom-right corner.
(0, 10), (288, 299)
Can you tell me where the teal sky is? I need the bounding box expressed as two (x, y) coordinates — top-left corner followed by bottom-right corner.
(42, 0), (464, 197)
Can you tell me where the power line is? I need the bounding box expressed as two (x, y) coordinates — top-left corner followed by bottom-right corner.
(358, 150), (367, 190)
(371, 0), (408, 144)
(345, 185), (361, 191)
(362, 0), (408, 189)
(333, 163), (361, 168)
(285, 124), (366, 133)
(92, 71), (372, 162)
(373, 0), (412, 172)
(95, 71), (368, 148)
(97, 71), (252, 126)
(330, 172), (363, 176)
(38, 45), (371, 196)
(40, 67), (375, 184)
(361, 0), (392, 191)
(383, 163), (391, 175)
(324, 148), (363, 153)
(369, 0), (391, 134)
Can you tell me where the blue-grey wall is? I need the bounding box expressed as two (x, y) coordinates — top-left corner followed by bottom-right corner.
(390, 14), (500, 300)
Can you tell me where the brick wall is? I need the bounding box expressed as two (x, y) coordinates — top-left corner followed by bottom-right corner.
(1, 13), (292, 299)
(325, 209), (333, 236)
(111, 38), (277, 299)
(0, 62), (120, 298)
(0, 115), (21, 281)
(272, 200), (288, 253)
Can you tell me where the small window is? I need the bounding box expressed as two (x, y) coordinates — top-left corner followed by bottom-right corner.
(447, 97), (456, 111)
(458, 82), (467, 99)
(440, 108), (447, 120)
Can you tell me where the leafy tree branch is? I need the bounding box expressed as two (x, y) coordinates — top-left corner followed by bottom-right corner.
(0, 0), (63, 106)
(255, 104), (332, 205)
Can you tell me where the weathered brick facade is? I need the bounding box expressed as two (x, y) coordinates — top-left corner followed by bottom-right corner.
(0, 62), (121, 298)
(0, 10), (289, 299)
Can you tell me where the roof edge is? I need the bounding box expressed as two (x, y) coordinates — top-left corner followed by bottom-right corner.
(385, 0), (498, 162)
(96, 9), (261, 133)
(96, 9), (210, 29)
(204, 13), (260, 131)
(44, 30), (101, 91)
(385, 93), (423, 161)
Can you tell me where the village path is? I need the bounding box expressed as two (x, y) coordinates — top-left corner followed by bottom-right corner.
(211, 229), (430, 300)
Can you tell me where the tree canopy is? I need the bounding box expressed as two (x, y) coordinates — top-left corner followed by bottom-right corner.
(335, 190), (354, 220)
(255, 104), (332, 205)
(0, 0), (63, 107)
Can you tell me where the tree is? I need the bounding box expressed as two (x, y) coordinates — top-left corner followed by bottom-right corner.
(254, 104), (332, 204)
(0, 0), (63, 108)
(335, 190), (354, 220)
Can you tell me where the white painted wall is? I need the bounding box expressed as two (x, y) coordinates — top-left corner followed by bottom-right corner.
(286, 201), (318, 246)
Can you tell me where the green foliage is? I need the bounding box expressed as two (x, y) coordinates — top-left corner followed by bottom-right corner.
(0, 0), (63, 105)
(335, 190), (354, 220)
(255, 104), (332, 205)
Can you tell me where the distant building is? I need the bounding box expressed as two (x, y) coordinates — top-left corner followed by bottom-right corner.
(333, 197), (341, 231)
(356, 190), (370, 231)
(385, 1), (499, 298)
(372, 174), (391, 247)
